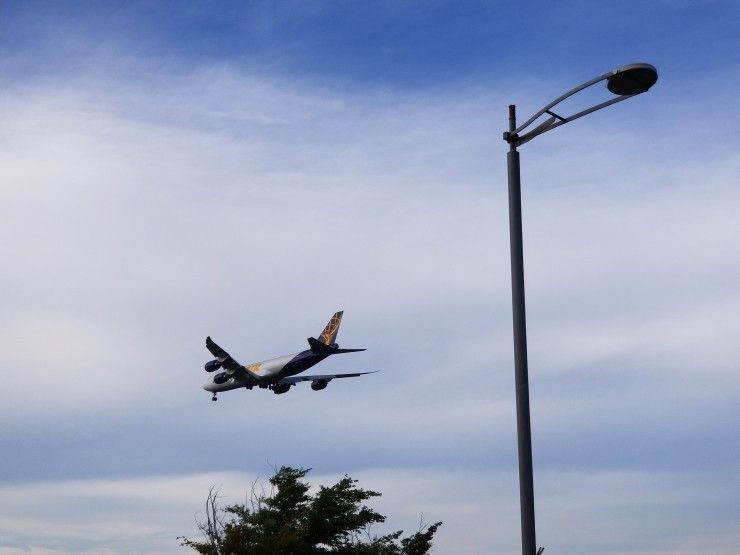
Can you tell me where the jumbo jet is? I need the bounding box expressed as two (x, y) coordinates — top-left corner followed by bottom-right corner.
(203, 311), (374, 400)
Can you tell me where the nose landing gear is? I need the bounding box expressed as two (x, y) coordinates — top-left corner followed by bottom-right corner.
(211, 394), (217, 401)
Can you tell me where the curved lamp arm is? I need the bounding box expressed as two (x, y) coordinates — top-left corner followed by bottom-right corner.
(504, 63), (657, 147)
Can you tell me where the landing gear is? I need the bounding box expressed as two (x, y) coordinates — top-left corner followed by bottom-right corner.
(211, 394), (217, 401)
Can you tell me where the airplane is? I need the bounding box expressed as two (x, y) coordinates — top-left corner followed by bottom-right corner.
(203, 311), (375, 400)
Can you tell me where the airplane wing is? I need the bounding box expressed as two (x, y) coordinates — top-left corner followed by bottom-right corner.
(206, 336), (246, 375)
(277, 371), (377, 385)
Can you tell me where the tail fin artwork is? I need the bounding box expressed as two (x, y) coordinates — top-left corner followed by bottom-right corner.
(307, 311), (366, 354)
(319, 311), (343, 345)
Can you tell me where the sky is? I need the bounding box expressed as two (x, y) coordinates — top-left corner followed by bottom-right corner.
(1, 1), (739, 553)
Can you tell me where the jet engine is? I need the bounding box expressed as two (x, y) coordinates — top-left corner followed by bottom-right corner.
(213, 372), (230, 385)
(204, 359), (222, 372)
(311, 379), (328, 391)
(272, 384), (291, 394)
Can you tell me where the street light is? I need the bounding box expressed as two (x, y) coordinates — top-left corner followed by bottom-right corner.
(502, 63), (658, 555)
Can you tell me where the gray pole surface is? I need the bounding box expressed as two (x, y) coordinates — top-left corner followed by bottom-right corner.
(506, 104), (537, 555)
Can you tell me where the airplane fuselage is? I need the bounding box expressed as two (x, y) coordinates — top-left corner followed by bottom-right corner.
(203, 348), (331, 393)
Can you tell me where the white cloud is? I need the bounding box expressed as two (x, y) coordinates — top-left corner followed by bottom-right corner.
(2, 68), (737, 415)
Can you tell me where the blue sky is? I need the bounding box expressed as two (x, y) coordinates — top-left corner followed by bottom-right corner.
(4, 1), (739, 88)
(1, 2), (739, 554)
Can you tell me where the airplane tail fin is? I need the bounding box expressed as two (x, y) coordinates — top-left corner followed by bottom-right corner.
(319, 311), (343, 345)
(309, 311), (366, 354)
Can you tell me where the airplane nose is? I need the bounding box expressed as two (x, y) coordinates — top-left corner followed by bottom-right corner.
(203, 380), (214, 392)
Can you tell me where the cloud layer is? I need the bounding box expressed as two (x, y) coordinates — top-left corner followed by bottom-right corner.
(1, 45), (738, 554)
(2, 467), (737, 555)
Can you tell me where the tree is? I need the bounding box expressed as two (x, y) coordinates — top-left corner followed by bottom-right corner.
(179, 466), (442, 555)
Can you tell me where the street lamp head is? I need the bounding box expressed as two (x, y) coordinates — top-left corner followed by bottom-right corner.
(607, 63), (658, 95)
(508, 62), (659, 146)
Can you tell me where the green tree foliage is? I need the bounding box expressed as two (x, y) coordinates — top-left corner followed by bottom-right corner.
(179, 466), (442, 555)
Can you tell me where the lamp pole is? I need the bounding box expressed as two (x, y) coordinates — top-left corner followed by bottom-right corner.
(507, 103), (537, 555)
(502, 63), (658, 555)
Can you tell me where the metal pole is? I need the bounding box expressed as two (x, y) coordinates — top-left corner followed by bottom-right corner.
(506, 104), (537, 555)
